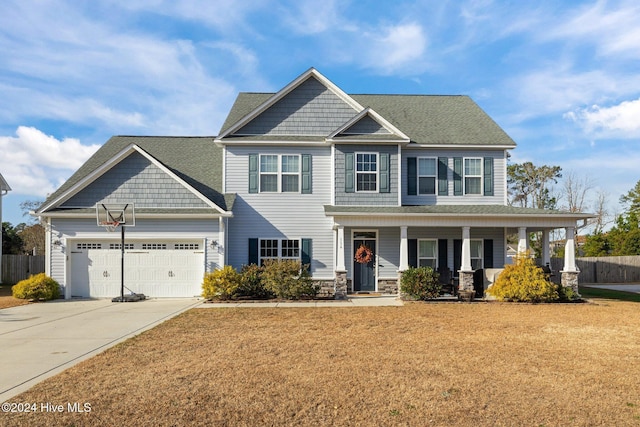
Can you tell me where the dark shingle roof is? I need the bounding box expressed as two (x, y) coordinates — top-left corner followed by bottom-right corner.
(39, 136), (233, 213)
(219, 92), (516, 147)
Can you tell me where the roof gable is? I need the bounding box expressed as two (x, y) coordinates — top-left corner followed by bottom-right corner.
(217, 68), (363, 139)
(0, 173), (10, 193)
(38, 137), (231, 215)
(328, 107), (410, 143)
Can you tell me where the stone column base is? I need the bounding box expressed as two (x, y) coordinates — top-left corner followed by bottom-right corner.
(458, 270), (475, 292)
(397, 270), (406, 299)
(561, 270), (580, 295)
(334, 270), (348, 300)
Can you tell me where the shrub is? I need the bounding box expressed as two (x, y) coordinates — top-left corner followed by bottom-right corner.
(12, 273), (60, 300)
(261, 259), (318, 299)
(400, 266), (442, 300)
(237, 264), (274, 299)
(202, 266), (240, 300)
(487, 254), (558, 303)
(557, 284), (580, 302)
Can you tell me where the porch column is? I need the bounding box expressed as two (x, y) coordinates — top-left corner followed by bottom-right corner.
(336, 225), (346, 271)
(541, 229), (551, 266)
(561, 226), (579, 294)
(334, 225), (347, 299)
(399, 226), (409, 271)
(517, 227), (528, 255)
(459, 226), (474, 292)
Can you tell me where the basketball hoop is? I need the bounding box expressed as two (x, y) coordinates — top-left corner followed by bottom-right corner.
(100, 221), (120, 233)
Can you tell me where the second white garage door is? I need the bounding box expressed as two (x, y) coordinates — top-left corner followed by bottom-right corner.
(70, 241), (205, 298)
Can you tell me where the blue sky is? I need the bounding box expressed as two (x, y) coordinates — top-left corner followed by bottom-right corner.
(1, 0), (639, 228)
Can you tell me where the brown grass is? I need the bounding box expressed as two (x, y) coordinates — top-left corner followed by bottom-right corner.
(0, 285), (30, 309)
(5, 301), (640, 426)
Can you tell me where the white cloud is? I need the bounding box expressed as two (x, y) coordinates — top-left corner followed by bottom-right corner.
(0, 127), (100, 196)
(280, 0), (347, 35)
(566, 98), (640, 138)
(361, 23), (428, 75)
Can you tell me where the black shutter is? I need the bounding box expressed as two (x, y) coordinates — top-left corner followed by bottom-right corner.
(379, 152), (390, 193)
(483, 157), (494, 196)
(483, 239), (494, 268)
(248, 238), (259, 265)
(438, 239), (448, 270)
(407, 157), (417, 195)
(408, 239), (417, 268)
(345, 152), (354, 193)
(301, 238), (312, 267)
(301, 154), (312, 194)
(453, 239), (462, 274)
(248, 154), (258, 193)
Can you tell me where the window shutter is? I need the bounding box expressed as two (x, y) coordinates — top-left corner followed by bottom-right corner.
(407, 157), (417, 196)
(453, 157), (463, 196)
(345, 152), (354, 193)
(408, 239), (417, 268)
(438, 239), (448, 270)
(379, 152), (390, 193)
(248, 238), (258, 265)
(301, 238), (312, 268)
(301, 154), (312, 194)
(438, 157), (448, 195)
(453, 239), (462, 273)
(483, 239), (494, 268)
(483, 157), (494, 196)
(248, 154), (258, 194)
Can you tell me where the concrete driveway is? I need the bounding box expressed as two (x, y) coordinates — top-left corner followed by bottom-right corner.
(0, 298), (201, 403)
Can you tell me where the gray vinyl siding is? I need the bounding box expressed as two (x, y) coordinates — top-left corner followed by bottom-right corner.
(236, 77), (358, 136)
(402, 149), (506, 205)
(335, 145), (399, 206)
(48, 218), (219, 293)
(225, 146), (334, 277)
(62, 151), (209, 208)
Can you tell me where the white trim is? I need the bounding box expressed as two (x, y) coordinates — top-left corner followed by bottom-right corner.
(258, 153), (301, 193)
(397, 145), (402, 206)
(416, 157), (438, 195)
(38, 144), (228, 215)
(463, 157), (483, 196)
(331, 144), (336, 205)
(417, 238), (438, 268)
(216, 68), (363, 140)
(222, 145), (227, 194)
(403, 144), (516, 150)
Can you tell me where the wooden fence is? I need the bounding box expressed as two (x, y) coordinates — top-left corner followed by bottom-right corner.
(1, 255), (45, 285)
(540, 256), (640, 284)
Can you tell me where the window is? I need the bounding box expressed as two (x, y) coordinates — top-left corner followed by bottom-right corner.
(356, 153), (377, 192)
(418, 158), (437, 194)
(464, 158), (482, 195)
(174, 243), (200, 250)
(109, 243), (134, 250)
(259, 154), (300, 193)
(259, 239), (300, 265)
(418, 239), (437, 268)
(142, 243), (167, 250)
(77, 243), (102, 250)
(470, 240), (483, 269)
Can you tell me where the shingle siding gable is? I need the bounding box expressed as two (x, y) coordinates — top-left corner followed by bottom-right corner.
(61, 151), (210, 208)
(234, 77), (358, 136)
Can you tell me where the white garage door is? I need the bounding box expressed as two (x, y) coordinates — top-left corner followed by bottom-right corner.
(70, 241), (204, 298)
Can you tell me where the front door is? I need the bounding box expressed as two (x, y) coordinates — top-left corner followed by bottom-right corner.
(353, 232), (376, 292)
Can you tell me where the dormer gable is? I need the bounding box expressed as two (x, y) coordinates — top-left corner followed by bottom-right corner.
(327, 107), (410, 144)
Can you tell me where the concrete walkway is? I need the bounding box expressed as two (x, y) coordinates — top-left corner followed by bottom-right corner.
(0, 298), (200, 403)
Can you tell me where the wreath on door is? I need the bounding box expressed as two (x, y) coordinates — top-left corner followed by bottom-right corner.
(354, 244), (374, 264)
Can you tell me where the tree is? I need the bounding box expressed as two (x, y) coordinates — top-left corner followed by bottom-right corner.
(2, 222), (24, 255)
(19, 199), (44, 225)
(19, 224), (46, 255)
(508, 162), (562, 209)
(620, 180), (640, 215)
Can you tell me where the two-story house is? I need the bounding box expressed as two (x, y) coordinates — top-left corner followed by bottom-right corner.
(35, 68), (590, 299)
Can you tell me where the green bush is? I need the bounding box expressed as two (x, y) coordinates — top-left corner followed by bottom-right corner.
(557, 284), (580, 302)
(12, 273), (60, 300)
(400, 266), (442, 300)
(237, 264), (274, 299)
(487, 254), (558, 303)
(261, 259), (318, 299)
(202, 266), (240, 300)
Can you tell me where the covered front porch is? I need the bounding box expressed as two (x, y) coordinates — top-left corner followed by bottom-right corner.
(325, 205), (592, 299)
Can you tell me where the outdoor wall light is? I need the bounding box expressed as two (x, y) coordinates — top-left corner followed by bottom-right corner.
(210, 240), (219, 248)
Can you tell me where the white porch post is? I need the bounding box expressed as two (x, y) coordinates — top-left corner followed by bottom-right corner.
(336, 225), (346, 272)
(399, 226), (408, 271)
(461, 226), (472, 271)
(563, 227), (577, 272)
(218, 217), (226, 268)
(517, 227), (528, 254)
(541, 229), (551, 266)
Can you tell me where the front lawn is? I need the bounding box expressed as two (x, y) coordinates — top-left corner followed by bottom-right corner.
(0, 285), (30, 309)
(5, 302), (640, 426)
